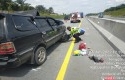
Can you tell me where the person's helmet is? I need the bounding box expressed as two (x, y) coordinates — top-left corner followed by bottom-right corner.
(79, 42), (86, 50)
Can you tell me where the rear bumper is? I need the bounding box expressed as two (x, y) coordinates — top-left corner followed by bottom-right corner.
(70, 20), (80, 23)
(0, 57), (21, 68)
(0, 47), (33, 68)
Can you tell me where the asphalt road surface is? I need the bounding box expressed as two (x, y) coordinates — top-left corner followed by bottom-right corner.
(0, 18), (125, 80)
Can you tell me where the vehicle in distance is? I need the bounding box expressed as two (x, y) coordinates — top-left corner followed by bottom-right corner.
(98, 12), (103, 18)
(70, 12), (81, 23)
(0, 11), (66, 68)
(64, 15), (70, 20)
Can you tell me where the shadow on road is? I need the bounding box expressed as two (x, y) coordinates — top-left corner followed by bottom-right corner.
(0, 64), (35, 77)
(0, 41), (67, 77)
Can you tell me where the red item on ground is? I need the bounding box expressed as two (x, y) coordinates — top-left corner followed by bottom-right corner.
(79, 42), (86, 50)
(104, 75), (115, 80)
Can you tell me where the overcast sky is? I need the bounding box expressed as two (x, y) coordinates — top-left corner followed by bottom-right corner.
(25, 0), (125, 14)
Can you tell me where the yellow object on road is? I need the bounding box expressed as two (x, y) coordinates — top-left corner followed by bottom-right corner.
(73, 50), (80, 56)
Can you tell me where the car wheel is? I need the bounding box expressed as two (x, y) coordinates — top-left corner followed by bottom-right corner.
(78, 20), (81, 23)
(59, 32), (70, 42)
(34, 47), (47, 66)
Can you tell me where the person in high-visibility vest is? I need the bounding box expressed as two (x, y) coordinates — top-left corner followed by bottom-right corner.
(67, 26), (85, 43)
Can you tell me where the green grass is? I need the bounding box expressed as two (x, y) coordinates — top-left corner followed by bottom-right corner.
(104, 8), (125, 17)
(40, 13), (65, 19)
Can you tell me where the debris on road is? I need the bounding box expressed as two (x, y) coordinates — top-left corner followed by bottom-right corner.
(73, 42), (92, 56)
(73, 42), (104, 63)
(73, 48), (92, 56)
(79, 42), (87, 50)
(104, 75), (115, 80)
(88, 55), (104, 63)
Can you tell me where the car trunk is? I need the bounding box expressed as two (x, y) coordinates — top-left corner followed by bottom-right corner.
(0, 14), (9, 62)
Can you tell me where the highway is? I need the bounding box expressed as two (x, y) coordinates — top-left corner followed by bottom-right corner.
(91, 15), (125, 22)
(104, 15), (125, 21)
(0, 18), (125, 80)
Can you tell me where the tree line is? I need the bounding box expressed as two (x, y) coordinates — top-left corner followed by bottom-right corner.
(86, 4), (125, 16)
(0, 0), (54, 14)
(104, 4), (125, 12)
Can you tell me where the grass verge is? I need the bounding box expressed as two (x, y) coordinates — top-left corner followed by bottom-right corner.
(104, 8), (125, 17)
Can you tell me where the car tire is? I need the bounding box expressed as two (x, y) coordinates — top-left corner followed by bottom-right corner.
(34, 47), (47, 66)
(59, 32), (70, 42)
(78, 20), (81, 23)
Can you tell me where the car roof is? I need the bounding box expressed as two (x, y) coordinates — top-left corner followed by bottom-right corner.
(0, 10), (55, 20)
(0, 9), (40, 17)
(0, 12), (33, 17)
(14, 9), (40, 17)
(35, 16), (54, 19)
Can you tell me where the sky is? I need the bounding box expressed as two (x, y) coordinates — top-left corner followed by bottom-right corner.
(25, 0), (125, 14)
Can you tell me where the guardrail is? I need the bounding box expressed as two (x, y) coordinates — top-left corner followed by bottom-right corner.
(87, 16), (125, 56)
(88, 17), (125, 43)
